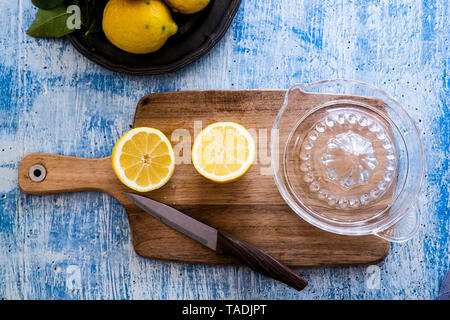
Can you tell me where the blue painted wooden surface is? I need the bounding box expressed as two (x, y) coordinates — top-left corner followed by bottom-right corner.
(0, 0), (448, 299)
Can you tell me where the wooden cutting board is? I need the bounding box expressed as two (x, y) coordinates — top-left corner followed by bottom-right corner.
(18, 90), (390, 266)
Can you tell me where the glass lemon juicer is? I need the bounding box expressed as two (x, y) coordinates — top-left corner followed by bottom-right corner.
(272, 80), (425, 242)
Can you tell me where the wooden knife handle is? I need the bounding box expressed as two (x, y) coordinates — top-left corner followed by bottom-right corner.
(18, 153), (116, 195)
(216, 230), (308, 291)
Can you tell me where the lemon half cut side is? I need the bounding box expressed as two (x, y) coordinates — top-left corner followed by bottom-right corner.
(112, 127), (175, 192)
(192, 122), (256, 183)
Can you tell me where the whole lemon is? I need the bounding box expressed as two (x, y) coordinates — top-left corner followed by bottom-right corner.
(164, 0), (210, 14)
(102, 0), (178, 54)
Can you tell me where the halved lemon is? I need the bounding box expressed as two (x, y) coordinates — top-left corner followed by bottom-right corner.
(192, 122), (255, 183)
(112, 127), (175, 192)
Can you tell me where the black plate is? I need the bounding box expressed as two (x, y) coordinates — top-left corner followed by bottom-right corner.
(67, 0), (241, 75)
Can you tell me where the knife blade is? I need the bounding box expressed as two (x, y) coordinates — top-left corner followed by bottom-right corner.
(125, 192), (308, 291)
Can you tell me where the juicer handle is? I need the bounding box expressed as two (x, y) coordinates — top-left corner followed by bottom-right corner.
(375, 205), (421, 242)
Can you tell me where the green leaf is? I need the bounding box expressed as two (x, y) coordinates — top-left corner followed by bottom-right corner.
(77, 0), (104, 48)
(64, 0), (80, 6)
(80, 0), (102, 31)
(26, 5), (75, 38)
(31, 0), (65, 9)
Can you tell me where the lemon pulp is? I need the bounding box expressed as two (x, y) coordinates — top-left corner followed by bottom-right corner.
(192, 122), (255, 183)
(112, 127), (175, 192)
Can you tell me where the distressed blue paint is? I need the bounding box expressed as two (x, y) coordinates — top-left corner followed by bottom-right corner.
(0, 0), (449, 299)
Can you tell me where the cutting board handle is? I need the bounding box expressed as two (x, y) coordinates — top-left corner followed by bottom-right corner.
(18, 153), (116, 195)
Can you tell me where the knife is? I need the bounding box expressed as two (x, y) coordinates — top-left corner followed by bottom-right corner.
(124, 193), (308, 291)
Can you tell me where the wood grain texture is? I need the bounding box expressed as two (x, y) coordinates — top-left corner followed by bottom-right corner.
(216, 230), (308, 291)
(18, 90), (390, 266)
(0, 0), (448, 300)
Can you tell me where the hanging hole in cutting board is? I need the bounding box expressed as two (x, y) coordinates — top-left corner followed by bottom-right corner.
(29, 164), (46, 183)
